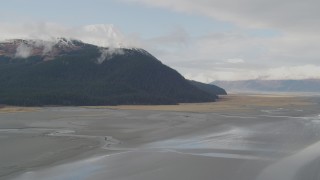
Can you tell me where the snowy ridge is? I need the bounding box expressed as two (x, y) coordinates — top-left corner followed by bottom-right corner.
(0, 24), (132, 49)
(0, 38), (88, 59)
(3, 38), (82, 48)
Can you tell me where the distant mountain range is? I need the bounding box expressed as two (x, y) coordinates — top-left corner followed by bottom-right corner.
(212, 79), (320, 93)
(0, 38), (226, 106)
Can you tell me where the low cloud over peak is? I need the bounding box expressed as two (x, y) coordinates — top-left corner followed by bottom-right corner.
(0, 23), (134, 48)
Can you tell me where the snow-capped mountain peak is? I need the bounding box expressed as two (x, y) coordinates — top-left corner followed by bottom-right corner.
(0, 38), (87, 59)
(0, 24), (132, 49)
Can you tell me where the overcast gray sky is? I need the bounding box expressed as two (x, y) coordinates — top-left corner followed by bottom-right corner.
(1, 0), (319, 82)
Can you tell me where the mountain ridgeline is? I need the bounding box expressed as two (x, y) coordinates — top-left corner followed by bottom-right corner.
(0, 39), (226, 106)
(189, 80), (227, 96)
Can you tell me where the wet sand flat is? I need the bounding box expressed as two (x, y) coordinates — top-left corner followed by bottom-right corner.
(1, 94), (320, 180)
(90, 94), (315, 113)
(0, 107), (39, 113)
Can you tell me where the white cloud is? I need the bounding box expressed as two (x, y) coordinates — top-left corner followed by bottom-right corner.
(97, 48), (124, 64)
(226, 58), (245, 64)
(15, 43), (32, 58)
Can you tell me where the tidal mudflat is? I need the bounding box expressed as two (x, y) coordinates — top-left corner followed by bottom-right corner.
(1, 94), (320, 180)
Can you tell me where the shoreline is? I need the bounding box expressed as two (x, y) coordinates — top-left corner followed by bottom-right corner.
(83, 94), (315, 113)
(1, 94), (315, 114)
